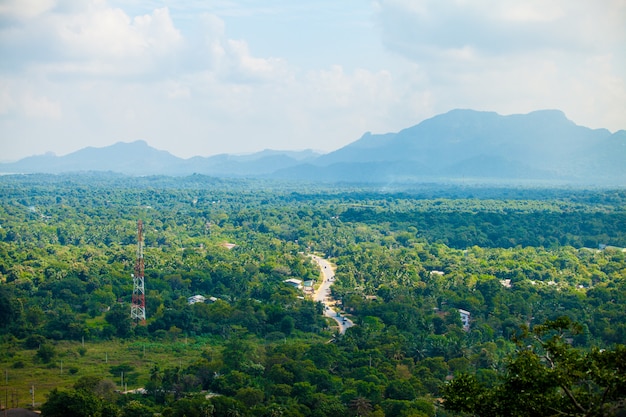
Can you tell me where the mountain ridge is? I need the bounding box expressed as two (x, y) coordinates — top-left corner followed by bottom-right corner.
(2, 109), (624, 185)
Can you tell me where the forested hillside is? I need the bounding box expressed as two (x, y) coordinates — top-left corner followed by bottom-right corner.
(1, 174), (625, 416)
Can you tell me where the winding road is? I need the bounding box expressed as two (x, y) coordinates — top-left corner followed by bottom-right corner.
(310, 255), (354, 334)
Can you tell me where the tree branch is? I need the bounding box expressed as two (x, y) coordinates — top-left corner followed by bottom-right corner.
(560, 384), (588, 415)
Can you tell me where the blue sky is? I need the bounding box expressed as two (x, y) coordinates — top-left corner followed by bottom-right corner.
(1, 0), (625, 161)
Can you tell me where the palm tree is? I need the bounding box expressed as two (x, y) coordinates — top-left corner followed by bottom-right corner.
(226, 407), (241, 417)
(349, 396), (373, 417)
(149, 364), (162, 383)
(266, 404), (284, 417)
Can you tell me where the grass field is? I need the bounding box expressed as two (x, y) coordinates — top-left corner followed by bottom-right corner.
(0, 335), (214, 409)
(0, 327), (334, 411)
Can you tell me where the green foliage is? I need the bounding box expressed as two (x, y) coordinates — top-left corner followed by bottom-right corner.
(442, 317), (626, 416)
(41, 388), (104, 417)
(121, 400), (154, 417)
(385, 380), (416, 401)
(36, 343), (56, 363)
(0, 285), (19, 326)
(2, 175), (626, 416)
(24, 334), (47, 349)
(105, 304), (133, 338)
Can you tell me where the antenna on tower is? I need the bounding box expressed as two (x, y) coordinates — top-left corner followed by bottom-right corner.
(131, 220), (146, 324)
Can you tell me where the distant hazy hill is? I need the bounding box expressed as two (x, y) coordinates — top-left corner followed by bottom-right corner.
(0, 141), (320, 177)
(2, 141), (182, 175)
(2, 109), (624, 185)
(274, 109), (626, 185)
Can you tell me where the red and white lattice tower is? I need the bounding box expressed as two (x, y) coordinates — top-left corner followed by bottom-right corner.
(131, 220), (146, 324)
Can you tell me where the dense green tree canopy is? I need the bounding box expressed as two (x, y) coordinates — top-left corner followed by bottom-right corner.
(0, 174), (625, 416)
(442, 317), (626, 416)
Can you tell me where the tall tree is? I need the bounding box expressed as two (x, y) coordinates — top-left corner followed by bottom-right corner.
(442, 317), (626, 416)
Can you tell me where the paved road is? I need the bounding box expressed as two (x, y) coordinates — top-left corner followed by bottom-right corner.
(310, 255), (354, 334)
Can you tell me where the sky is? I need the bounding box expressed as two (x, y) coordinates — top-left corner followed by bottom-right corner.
(1, 0), (625, 162)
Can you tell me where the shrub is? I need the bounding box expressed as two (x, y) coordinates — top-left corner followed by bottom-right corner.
(36, 343), (56, 363)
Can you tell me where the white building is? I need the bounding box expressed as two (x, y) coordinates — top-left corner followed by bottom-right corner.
(458, 309), (471, 331)
(188, 295), (207, 305)
(284, 278), (303, 290)
(188, 295), (219, 305)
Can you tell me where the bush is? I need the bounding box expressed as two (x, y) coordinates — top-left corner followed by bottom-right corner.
(36, 343), (56, 363)
(24, 334), (47, 349)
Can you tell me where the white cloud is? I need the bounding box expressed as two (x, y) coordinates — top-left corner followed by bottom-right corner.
(497, 2), (564, 23)
(189, 13), (291, 84)
(375, 0), (626, 58)
(22, 92), (62, 119)
(0, 0), (55, 20)
(224, 39), (287, 82)
(0, 78), (61, 119)
(373, 0), (626, 131)
(0, 83), (15, 115)
(133, 7), (183, 54)
(166, 82), (191, 99)
(1, 2), (183, 77)
(0, 1), (624, 162)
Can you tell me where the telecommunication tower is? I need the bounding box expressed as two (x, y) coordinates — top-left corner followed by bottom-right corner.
(131, 220), (146, 324)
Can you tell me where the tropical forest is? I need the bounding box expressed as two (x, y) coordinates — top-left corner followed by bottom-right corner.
(1, 173), (625, 417)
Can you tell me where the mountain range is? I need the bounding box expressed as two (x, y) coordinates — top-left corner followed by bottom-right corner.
(2, 109), (625, 185)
